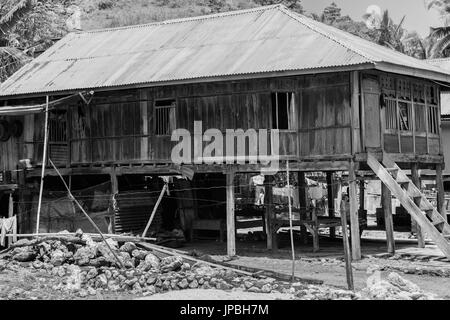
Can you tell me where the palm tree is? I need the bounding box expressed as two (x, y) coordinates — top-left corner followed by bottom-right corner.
(0, 0), (35, 82)
(426, 0), (450, 57)
(362, 9), (406, 52)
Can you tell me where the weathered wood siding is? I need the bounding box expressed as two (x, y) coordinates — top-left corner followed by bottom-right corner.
(65, 73), (353, 165)
(1, 71), (443, 174)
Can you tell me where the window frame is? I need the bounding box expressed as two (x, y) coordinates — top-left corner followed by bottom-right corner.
(153, 99), (177, 136)
(271, 91), (297, 131)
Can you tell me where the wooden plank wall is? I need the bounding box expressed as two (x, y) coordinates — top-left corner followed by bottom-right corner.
(65, 72), (354, 166)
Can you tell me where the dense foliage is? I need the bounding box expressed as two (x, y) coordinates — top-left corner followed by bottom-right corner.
(0, 0), (446, 82)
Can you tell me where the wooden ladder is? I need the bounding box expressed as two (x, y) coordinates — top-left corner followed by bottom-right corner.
(367, 153), (450, 258)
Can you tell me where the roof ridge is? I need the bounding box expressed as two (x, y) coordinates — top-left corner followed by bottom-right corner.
(276, 6), (377, 63)
(75, 4), (282, 34)
(428, 57), (450, 62)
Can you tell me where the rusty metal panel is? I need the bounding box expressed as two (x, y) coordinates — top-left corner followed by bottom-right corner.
(1, 5), (449, 97)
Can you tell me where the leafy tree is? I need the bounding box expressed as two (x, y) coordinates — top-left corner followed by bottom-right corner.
(426, 0), (450, 57)
(322, 2), (341, 24)
(0, 0), (72, 82)
(0, 0), (35, 82)
(254, 0), (303, 13)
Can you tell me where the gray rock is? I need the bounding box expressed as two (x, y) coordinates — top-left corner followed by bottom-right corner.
(189, 279), (199, 289)
(97, 274), (108, 287)
(87, 287), (97, 296)
(12, 248), (36, 262)
(86, 268), (98, 280)
(178, 278), (189, 289)
(144, 253), (160, 270)
(261, 284), (272, 293)
(50, 249), (66, 266)
(119, 242), (137, 254)
(216, 281), (233, 290)
(73, 246), (96, 266)
(160, 256), (183, 273)
(132, 249), (148, 260)
(181, 263), (191, 271)
(248, 286), (261, 293)
(146, 276), (157, 285)
(104, 269), (112, 279)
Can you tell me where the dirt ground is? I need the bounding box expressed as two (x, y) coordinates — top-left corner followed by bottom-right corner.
(138, 288), (296, 300)
(180, 231), (450, 299)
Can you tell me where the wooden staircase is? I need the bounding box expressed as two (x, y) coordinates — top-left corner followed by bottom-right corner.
(367, 153), (450, 258)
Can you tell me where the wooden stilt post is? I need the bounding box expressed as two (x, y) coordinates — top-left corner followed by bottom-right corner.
(340, 198), (354, 291)
(298, 171), (308, 245)
(359, 179), (367, 232)
(436, 163), (447, 222)
(264, 175), (274, 251)
(36, 95), (50, 234)
(287, 161), (295, 281)
(110, 166), (118, 234)
(411, 163), (425, 248)
(349, 160), (361, 260)
(382, 182), (395, 255)
(226, 170), (236, 257)
(326, 172), (335, 239)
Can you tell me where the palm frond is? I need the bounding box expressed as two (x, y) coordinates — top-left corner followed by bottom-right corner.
(394, 15), (406, 37)
(430, 26), (450, 38)
(430, 33), (450, 57)
(0, 46), (31, 82)
(0, 0), (35, 35)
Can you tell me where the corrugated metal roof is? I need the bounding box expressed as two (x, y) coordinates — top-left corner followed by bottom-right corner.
(2, 4), (450, 97)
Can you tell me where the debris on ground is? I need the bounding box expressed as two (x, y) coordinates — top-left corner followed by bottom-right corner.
(360, 266), (438, 300)
(0, 230), (363, 300)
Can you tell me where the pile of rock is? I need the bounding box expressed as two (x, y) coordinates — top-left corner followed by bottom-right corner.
(0, 231), (298, 297)
(0, 230), (362, 300)
(361, 267), (438, 300)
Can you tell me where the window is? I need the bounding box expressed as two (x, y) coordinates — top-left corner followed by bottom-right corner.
(271, 92), (297, 130)
(49, 110), (67, 142)
(154, 99), (176, 135)
(385, 99), (397, 130)
(414, 104), (426, 133)
(428, 105), (439, 135)
(398, 102), (412, 131)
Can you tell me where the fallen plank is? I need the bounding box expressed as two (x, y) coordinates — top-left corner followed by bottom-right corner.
(4, 233), (156, 242)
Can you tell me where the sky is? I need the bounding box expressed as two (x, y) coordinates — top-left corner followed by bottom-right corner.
(302, 0), (443, 37)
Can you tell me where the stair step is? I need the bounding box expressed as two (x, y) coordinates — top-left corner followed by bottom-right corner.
(434, 221), (445, 231)
(398, 181), (410, 189)
(423, 209), (434, 217)
(385, 167), (399, 178)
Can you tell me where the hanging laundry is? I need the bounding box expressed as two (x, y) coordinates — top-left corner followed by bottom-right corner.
(0, 216), (17, 246)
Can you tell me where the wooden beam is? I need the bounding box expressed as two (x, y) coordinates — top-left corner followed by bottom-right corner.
(359, 179), (367, 231)
(36, 96), (50, 234)
(264, 175), (275, 251)
(142, 183), (167, 237)
(436, 163), (447, 221)
(340, 200), (354, 291)
(298, 171), (308, 245)
(226, 170), (236, 257)
(326, 172), (336, 238)
(411, 163), (425, 248)
(349, 160), (361, 260)
(381, 183), (395, 255)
